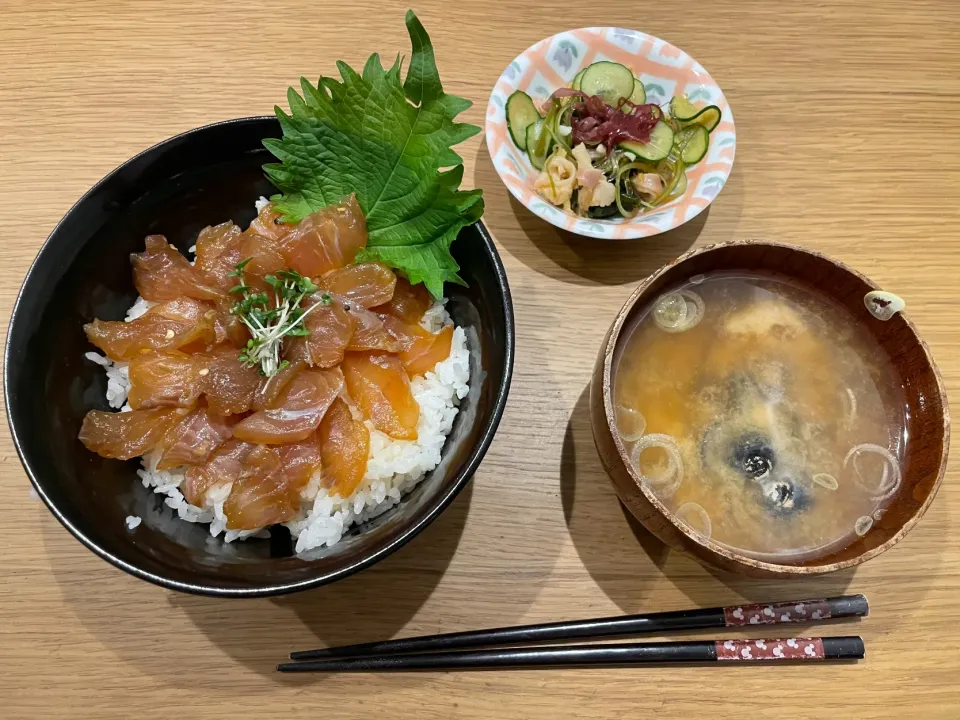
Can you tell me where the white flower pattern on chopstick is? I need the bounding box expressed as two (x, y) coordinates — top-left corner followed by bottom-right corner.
(723, 599), (833, 627)
(716, 638), (824, 661)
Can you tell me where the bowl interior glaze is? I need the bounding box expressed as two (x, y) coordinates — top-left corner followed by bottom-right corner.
(5, 117), (514, 596)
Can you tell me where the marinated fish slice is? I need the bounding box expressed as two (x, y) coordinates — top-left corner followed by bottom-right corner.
(79, 407), (184, 460)
(379, 313), (428, 347)
(84, 297), (217, 361)
(400, 324), (454, 377)
(222, 442), (319, 530)
(222, 446), (293, 530)
(199, 346), (262, 416)
(156, 407), (233, 470)
(341, 352), (419, 440)
(319, 397), (370, 497)
(372, 275), (433, 324)
(132, 235), (222, 302)
(319, 263), (396, 309)
(212, 298), (249, 348)
(194, 221), (243, 293)
(253, 359), (305, 410)
(248, 202), (293, 242)
(277, 195), (367, 277)
(284, 337), (310, 366)
(347, 305), (406, 353)
(285, 295), (355, 368)
(182, 439), (253, 506)
(232, 368), (343, 444)
(276, 434), (324, 490)
(127, 351), (205, 409)
(167, 303), (220, 356)
(237, 230), (286, 293)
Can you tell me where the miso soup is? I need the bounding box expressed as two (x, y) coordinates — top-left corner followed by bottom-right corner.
(613, 272), (906, 563)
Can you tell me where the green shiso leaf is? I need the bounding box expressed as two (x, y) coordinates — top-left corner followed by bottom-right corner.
(262, 10), (483, 297)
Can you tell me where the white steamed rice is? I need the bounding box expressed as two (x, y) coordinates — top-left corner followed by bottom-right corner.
(87, 293), (469, 553)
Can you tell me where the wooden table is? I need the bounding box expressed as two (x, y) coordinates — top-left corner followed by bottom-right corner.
(1, 1), (958, 717)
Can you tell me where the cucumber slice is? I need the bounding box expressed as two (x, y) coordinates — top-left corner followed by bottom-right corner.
(670, 94), (699, 120)
(571, 68), (586, 91)
(506, 91), (540, 150)
(682, 105), (721, 132)
(618, 122), (675, 162)
(578, 61), (635, 105)
(628, 78), (646, 104)
(670, 95), (721, 132)
(526, 119), (549, 170)
(675, 124), (709, 164)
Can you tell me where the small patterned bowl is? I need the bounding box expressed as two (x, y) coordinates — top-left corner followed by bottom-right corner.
(485, 27), (736, 240)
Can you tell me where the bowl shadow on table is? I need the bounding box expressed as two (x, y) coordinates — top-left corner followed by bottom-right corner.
(560, 384), (941, 617)
(190, 481), (475, 686)
(44, 482), (473, 689)
(473, 142), (713, 287)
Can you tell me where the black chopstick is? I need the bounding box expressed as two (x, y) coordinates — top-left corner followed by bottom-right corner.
(278, 636), (864, 672)
(289, 594), (867, 661)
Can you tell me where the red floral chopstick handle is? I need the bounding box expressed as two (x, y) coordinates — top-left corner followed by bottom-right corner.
(715, 637), (825, 661)
(723, 598), (832, 626)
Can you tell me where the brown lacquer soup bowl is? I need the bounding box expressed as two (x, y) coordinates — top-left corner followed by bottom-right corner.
(590, 241), (949, 577)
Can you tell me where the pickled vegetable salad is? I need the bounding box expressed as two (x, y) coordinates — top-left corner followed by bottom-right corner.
(505, 61), (721, 218)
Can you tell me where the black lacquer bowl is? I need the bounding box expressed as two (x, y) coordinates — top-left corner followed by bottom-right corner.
(5, 117), (514, 597)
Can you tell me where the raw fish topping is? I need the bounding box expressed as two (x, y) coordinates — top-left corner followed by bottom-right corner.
(80, 196), (455, 534)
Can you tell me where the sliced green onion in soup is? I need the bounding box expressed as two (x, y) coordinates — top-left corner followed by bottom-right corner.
(615, 405), (646, 442)
(629, 433), (683, 498)
(855, 516), (874, 536)
(675, 502), (712, 539)
(812, 473), (839, 490)
(653, 293), (687, 328)
(652, 290), (704, 334)
(863, 291), (905, 321)
(844, 443), (901, 501)
(843, 388), (857, 428)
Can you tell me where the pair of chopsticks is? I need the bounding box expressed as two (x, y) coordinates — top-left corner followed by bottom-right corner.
(278, 594), (867, 672)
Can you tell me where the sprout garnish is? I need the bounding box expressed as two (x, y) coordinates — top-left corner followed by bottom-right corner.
(228, 258), (329, 377)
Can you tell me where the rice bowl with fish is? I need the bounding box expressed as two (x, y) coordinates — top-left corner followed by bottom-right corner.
(6, 11), (513, 597)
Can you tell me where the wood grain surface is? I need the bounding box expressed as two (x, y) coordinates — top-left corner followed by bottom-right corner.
(1, 1), (958, 717)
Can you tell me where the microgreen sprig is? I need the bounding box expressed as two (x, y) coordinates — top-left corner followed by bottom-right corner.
(228, 259), (330, 376)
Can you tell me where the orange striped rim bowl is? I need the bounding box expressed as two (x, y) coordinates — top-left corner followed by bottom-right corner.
(485, 27), (736, 240)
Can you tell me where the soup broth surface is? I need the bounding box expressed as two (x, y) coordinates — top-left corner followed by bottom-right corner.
(614, 272), (906, 562)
